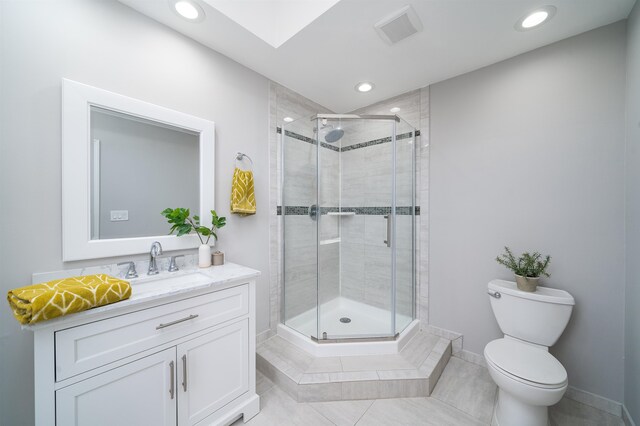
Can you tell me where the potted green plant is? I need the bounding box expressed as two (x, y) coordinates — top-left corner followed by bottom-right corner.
(162, 208), (226, 268)
(495, 246), (551, 292)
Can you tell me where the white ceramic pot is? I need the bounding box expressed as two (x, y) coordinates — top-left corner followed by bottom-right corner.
(198, 244), (212, 268)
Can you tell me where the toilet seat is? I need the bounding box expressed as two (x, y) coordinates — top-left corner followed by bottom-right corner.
(485, 338), (567, 388)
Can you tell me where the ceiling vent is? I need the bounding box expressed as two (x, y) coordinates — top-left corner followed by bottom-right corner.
(374, 5), (423, 45)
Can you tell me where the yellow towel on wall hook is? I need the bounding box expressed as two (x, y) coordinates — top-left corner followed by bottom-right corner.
(231, 167), (256, 215)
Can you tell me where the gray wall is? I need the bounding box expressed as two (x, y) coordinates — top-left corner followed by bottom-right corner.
(430, 22), (626, 401)
(92, 110), (199, 239)
(0, 1), (270, 424)
(625, 1), (640, 421)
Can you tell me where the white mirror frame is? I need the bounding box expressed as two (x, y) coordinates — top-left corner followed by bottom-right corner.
(62, 79), (215, 261)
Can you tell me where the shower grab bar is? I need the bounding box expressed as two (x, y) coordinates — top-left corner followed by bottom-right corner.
(384, 215), (391, 248)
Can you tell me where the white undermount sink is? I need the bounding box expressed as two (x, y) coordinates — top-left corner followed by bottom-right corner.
(130, 271), (212, 296)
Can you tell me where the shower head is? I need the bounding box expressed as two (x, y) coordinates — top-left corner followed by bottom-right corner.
(324, 128), (344, 143)
(314, 123), (345, 143)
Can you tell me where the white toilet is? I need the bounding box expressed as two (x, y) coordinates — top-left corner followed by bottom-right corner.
(484, 279), (575, 426)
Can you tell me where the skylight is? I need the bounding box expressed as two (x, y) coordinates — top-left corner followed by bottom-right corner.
(203, 0), (341, 48)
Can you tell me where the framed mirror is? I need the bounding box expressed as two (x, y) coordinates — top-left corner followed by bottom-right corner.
(62, 79), (215, 261)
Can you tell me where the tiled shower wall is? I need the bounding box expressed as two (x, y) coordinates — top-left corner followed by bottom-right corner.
(345, 89), (430, 327)
(264, 82), (430, 341)
(337, 110), (416, 321)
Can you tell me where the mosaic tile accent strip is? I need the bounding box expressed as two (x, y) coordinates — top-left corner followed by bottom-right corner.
(284, 206), (309, 215)
(277, 206), (420, 215)
(278, 127), (340, 152)
(277, 127), (420, 153)
(341, 131), (420, 152)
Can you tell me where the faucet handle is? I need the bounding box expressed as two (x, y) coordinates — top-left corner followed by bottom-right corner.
(117, 261), (138, 279)
(168, 255), (184, 272)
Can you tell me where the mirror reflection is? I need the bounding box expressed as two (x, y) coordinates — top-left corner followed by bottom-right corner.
(89, 106), (199, 240)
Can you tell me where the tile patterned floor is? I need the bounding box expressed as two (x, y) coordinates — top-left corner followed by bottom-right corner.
(256, 331), (451, 401)
(234, 356), (624, 426)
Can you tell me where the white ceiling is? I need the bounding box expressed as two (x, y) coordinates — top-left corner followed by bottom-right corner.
(119, 0), (635, 112)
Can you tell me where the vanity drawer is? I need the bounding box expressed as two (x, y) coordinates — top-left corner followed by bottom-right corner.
(55, 283), (248, 382)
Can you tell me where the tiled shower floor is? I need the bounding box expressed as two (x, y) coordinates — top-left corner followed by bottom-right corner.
(285, 297), (412, 338)
(233, 358), (626, 426)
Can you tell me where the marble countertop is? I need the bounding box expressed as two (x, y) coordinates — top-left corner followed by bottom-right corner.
(26, 262), (260, 330)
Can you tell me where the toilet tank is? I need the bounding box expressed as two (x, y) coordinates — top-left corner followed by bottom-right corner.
(488, 280), (575, 347)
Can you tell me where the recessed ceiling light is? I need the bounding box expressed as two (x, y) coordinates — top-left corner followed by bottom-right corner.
(390, 107), (401, 113)
(515, 6), (556, 31)
(283, 117), (294, 122)
(170, 0), (205, 22)
(522, 11), (548, 28)
(355, 82), (374, 93)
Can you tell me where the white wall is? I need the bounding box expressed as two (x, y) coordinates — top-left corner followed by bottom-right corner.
(625, 1), (640, 421)
(0, 1), (270, 424)
(430, 22), (627, 401)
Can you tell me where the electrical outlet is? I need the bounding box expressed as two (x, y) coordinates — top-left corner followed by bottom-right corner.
(110, 210), (129, 222)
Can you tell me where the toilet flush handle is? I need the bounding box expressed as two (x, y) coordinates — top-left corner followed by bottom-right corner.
(488, 291), (501, 299)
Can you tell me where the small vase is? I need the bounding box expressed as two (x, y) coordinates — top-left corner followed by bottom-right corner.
(515, 275), (539, 292)
(198, 244), (212, 268)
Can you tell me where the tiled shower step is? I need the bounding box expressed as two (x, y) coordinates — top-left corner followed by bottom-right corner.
(256, 330), (452, 403)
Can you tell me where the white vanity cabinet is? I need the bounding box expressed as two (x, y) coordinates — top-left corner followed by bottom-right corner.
(30, 265), (260, 426)
(177, 320), (249, 425)
(56, 348), (178, 426)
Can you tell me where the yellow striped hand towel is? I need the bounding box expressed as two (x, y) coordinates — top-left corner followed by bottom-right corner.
(7, 274), (131, 325)
(230, 167), (256, 215)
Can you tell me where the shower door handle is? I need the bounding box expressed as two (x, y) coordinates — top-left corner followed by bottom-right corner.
(383, 215), (391, 247)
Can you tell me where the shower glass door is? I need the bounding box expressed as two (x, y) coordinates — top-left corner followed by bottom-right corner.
(318, 116), (396, 340)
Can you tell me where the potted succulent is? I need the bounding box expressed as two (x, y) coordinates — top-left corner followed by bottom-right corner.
(496, 246), (551, 292)
(162, 208), (226, 268)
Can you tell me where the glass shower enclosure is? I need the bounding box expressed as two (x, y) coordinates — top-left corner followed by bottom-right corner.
(282, 114), (415, 341)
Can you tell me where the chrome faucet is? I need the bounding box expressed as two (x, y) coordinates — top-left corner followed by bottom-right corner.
(117, 261), (138, 279)
(148, 241), (163, 275)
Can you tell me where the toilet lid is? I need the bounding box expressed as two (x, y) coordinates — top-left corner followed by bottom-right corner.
(484, 339), (567, 386)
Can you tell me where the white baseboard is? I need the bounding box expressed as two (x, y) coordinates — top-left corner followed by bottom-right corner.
(453, 349), (487, 368)
(623, 404), (637, 426)
(565, 386), (622, 417)
(425, 324), (464, 355)
(425, 324), (462, 341)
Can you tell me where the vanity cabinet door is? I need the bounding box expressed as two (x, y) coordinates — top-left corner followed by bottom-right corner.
(56, 348), (177, 426)
(177, 319), (249, 425)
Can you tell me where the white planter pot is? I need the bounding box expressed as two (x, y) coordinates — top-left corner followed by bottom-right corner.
(198, 244), (212, 268)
